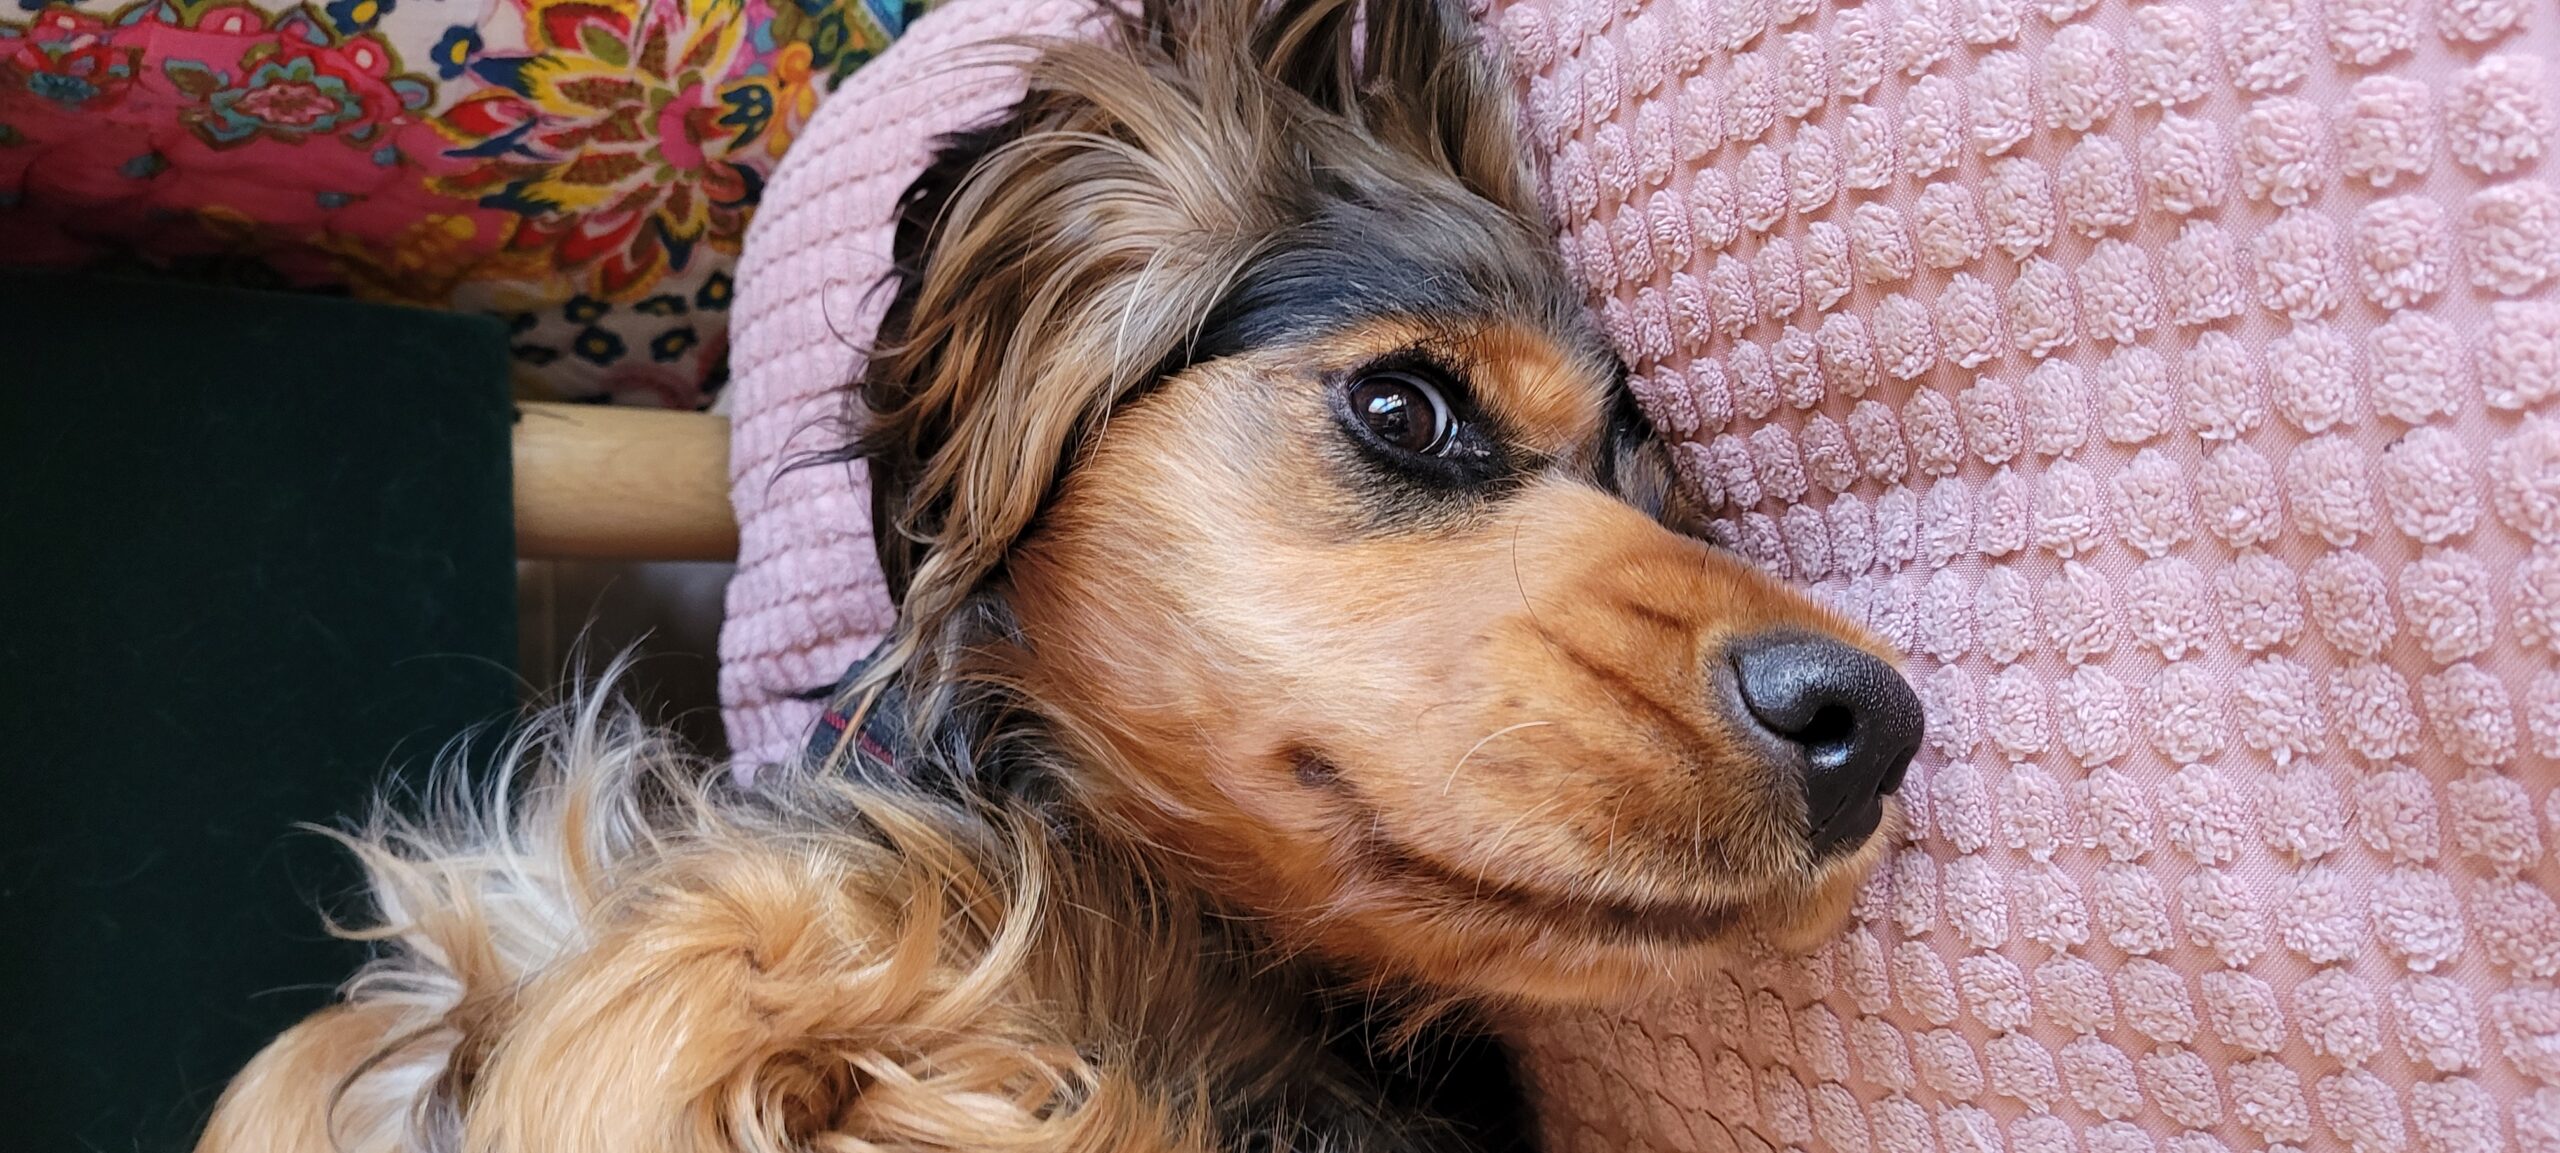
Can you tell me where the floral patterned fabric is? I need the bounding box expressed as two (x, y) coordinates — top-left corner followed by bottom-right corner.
(0, 0), (922, 405)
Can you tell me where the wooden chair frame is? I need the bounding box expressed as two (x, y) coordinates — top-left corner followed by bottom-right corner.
(513, 402), (738, 562)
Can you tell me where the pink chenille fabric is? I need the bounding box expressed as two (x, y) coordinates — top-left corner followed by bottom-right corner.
(1497, 0), (2560, 1150)
(718, 0), (1096, 766)
(723, 0), (2560, 1149)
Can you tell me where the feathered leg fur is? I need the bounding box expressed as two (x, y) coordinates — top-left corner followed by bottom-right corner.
(198, 685), (1441, 1152)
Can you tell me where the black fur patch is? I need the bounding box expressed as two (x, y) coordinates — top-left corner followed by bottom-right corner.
(1183, 191), (1586, 373)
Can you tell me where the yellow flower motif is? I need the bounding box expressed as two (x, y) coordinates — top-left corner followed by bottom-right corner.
(433, 0), (758, 296)
(764, 41), (816, 159)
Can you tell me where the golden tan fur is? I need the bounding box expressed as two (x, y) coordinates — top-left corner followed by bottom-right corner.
(204, 692), (1355, 1151)
(200, 0), (1908, 1146)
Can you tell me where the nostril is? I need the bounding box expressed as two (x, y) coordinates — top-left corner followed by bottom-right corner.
(1725, 631), (1927, 856)
(1791, 704), (1857, 759)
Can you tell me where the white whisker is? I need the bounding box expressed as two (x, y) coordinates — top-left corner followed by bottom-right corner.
(1441, 721), (1555, 797)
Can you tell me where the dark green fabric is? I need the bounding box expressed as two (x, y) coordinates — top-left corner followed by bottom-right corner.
(0, 272), (520, 1151)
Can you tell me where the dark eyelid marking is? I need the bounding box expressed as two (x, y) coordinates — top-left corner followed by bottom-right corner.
(1338, 346), (1474, 408)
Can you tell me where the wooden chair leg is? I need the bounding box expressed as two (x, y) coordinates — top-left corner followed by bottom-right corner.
(513, 402), (739, 562)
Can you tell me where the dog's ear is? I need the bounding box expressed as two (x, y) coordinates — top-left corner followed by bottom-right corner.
(851, 32), (1273, 708)
(863, 115), (1029, 609)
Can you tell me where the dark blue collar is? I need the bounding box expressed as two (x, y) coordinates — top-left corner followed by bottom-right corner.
(808, 647), (906, 774)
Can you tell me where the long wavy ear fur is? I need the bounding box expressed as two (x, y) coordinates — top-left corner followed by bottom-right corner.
(846, 0), (1536, 741)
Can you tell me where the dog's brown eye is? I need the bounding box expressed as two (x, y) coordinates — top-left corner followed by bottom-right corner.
(1347, 372), (1453, 455)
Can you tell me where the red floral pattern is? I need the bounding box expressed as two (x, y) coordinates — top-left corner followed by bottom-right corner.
(0, 0), (919, 405)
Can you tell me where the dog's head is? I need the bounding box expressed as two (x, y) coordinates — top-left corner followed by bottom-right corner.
(849, 0), (1921, 1003)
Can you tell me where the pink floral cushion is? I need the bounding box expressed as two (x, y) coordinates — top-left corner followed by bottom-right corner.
(0, 0), (923, 405)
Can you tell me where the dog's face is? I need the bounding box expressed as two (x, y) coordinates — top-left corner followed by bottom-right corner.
(1009, 297), (1918, 1003)
(862, 0), (1920, 1003)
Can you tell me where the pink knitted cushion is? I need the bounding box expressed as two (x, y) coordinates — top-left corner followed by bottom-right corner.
(1493, 0), (2560, 1151)
(723, 1), (2560, 1151)
(719, 0), (1096, 766)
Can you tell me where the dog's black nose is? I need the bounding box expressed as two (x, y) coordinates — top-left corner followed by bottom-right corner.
(1727, 633), (1923, 858)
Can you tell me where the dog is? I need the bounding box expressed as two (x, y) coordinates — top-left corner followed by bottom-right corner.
(197, 0), (1922, 1147)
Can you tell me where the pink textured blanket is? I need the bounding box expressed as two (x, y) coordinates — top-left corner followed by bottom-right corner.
(1489, 0), (2560, 1151)
(721, 0), (2560, 1150)
(719, 0), (1094, 763)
